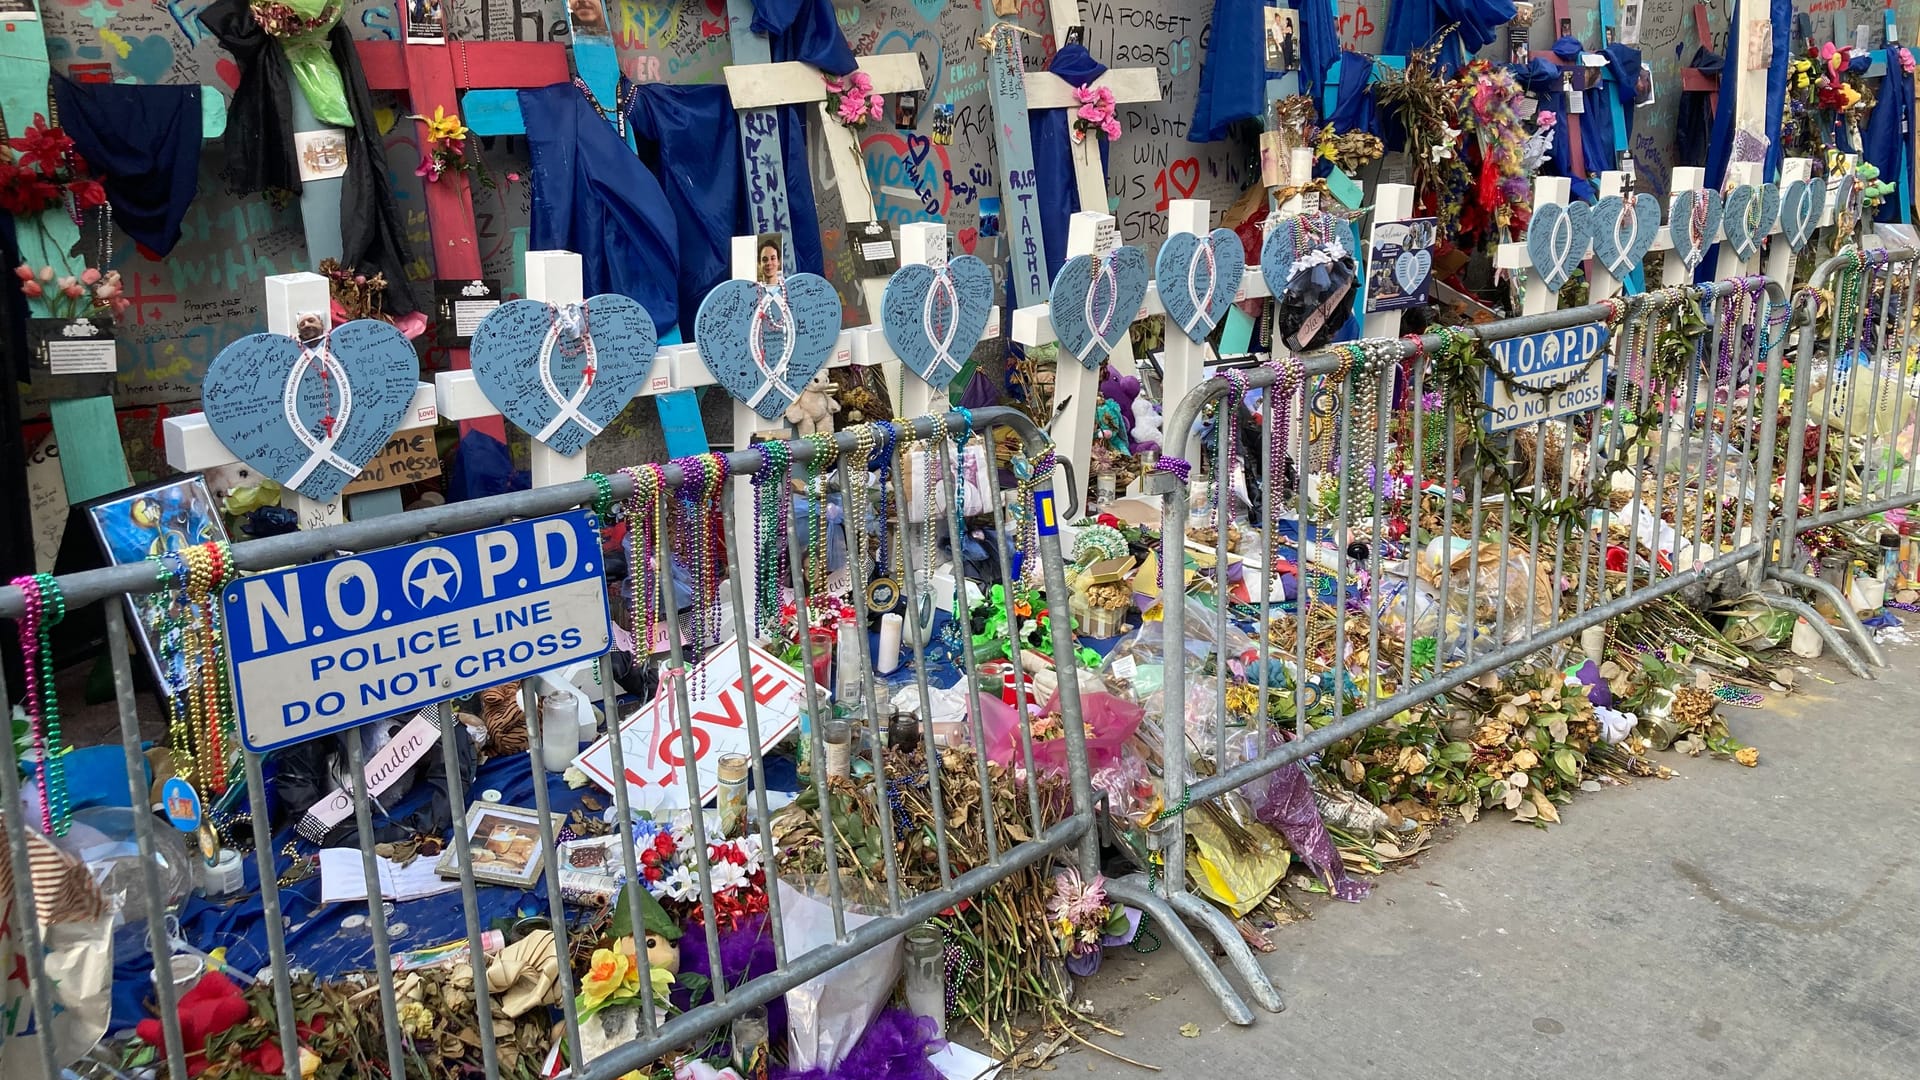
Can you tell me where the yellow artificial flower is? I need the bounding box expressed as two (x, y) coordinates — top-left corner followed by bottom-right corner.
(581, 947), (632, 1008)
(614, 936), (642, 995)
(417, 105), (468, 145)
(651, 964), (674, 1001)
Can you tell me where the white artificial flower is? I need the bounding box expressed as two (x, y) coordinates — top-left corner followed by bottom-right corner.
(710, 861), (750, 894)
(661, 864), (699, 902)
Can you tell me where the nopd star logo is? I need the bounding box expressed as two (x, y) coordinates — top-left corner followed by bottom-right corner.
(400, 548), (462, 609)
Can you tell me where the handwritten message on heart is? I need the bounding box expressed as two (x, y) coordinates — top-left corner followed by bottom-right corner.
(1590, 192), (1662, 279)
(1668, 189), (1724, 271)
(1780, 177), (1825, 252)
(1049, 246), (1149, 370)
(1719, 184), (1778, 262)
(202, 319), (420, 502)
(696, 274), (843, 421)
(1527, 201), (1593, 292)
(1155, 228), (1243, 341)
(881, 255), (993, 391)
(469, 295), (658, 457)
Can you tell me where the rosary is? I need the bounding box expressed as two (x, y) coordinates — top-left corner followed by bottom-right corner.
(10, 574), (69, 836)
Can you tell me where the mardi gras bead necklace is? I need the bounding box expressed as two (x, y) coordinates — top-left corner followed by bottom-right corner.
(622, 463), (668, 656)
(1264, 354), (1305, 505)
(864, 421), (904, 615)
(749, 441), (794, 639)
(908, 415), (951, 615)
(671, 453), (730, 691)
(1209, 367), (1250, 530)
(11, 574), (68, 836)
(841, 424), (883, 608)
(1008, 444), (1058, 586)
(799, 432), (840, 611)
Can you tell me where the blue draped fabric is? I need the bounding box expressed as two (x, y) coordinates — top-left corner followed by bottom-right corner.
(1676, 46), (1723, 169)
(1515, 54), (1606, 201)
(1325, 50), (1380, 136)
(50, 76), (201, 257)
(1383, 0), (1517, 72)
(1601, 43), (1642, 146)
(1033, 44), (1110, 280)
(751, 0), (856, 76)
(1190, 0), (1264, 142)
(1704, 0), (1740, 190)
(1764, 0), (1792, 181)
(626, 84), (743, 334)
(520, 84), (681, 336)
(1291, 0), (1340, 107)
(1865, 47), (1913, 222)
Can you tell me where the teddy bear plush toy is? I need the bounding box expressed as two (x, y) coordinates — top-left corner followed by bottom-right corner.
(784, 368), (841, 437)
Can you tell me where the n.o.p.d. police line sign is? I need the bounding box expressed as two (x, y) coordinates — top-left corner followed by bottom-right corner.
(222, 510), (611, 751)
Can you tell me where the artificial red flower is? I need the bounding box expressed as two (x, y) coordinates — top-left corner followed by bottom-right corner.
(134, 972), (253, 1077)
(67, 178), (105, 210)
(9, 116), (74, 173)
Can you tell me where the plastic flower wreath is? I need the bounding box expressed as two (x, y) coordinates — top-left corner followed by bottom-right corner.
(825, 70), (884, 128)
(1072, 84), (1122, 142)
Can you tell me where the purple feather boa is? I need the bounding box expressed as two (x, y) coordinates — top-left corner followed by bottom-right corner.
(773, 1009), (944, 1080)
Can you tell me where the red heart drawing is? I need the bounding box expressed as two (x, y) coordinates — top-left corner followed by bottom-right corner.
(1169, 159), (1199, 199)
(705, 0), (725, 16)
(957, 228), (978, 253)
(216, 59), (241, 91)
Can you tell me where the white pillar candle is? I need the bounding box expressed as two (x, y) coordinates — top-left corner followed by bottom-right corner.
(877, 613), (904, 675)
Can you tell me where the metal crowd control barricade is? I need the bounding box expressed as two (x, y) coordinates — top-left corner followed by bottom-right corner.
(1769, 244), (1920, 668)
(0, 407), (1106, 1080)
(1130, 277), (1820, 1017)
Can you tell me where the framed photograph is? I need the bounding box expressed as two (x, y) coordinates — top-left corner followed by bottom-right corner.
(568, 0), (610, 38)
(82, 475), (228, 689)
(1618, 0), (1642, 45)
(437, 802), (563, 888)
(405, 0), (445, 43)
(894, 90), (920, 130)
(1264, 8), (1300, 72)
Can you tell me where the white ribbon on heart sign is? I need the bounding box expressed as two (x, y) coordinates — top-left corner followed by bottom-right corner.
(744, 285), (805, 411)
(1078, 251), (1122, 366)
(534, 302), (604, 442)
(1181, 240), (1218, 338)
(283, 334), (362, 491)
(921, 266), (963, 383)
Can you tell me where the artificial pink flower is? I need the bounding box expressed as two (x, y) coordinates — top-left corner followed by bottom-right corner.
(61, 282), (82, 299)
(80, 267), (100, 285)
(20, 280), (41, 299)
(868, 98), (883, 120)
(415, 154), (440, 181)
(12, 264), (30, 282)
(1537, 110), (1557, 128)
(1101, 118), (1121, 139)
(851, 71), (872, 91)
(36, 266), (53, 283)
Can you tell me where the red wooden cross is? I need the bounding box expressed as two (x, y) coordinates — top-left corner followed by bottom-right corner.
(1680, 4), (1721, 114)
(357, 11), (569, 438)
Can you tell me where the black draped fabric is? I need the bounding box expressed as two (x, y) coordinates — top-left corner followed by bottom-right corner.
(199, 0), (420, 314)
(200, 0), (301, 196)
(51, 76), (202, 258)
(329, 25), (421, 315)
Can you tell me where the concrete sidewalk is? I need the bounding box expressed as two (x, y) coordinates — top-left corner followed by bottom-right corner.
(1077, 648), (1920, 1078)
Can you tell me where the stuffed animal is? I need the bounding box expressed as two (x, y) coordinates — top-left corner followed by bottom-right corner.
(1129, 392), (1163, 453)
(784, 368), (841, 437)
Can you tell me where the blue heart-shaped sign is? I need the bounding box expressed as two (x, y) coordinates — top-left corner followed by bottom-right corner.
(1719, 185), (1778, 262)
(1527, 200), (1594, 292)
(1590, 192), (1662, 278)
(1259, 210), (1350, 295)
(880, 255), (993, 391)
(201, 319), (421, 502)
(469, 295), (658, 457)
(1780, 177), (1825, 251)
(1155, 228), (1242, 342)
(1050, 246), (1150, 369)
(696, 273), (844, 421)
(1668, 189), (1724, 271)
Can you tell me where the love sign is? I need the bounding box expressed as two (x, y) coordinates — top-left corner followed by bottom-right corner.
(202, 319), (420, 502)
(1049, 246), (1150, 370)
(696, 274), (844, 421)
(881, 254), (994, 390)
(1155, 228), (1242, 340)
(571, 639), (807, 812)
(468, 295), (659, 457)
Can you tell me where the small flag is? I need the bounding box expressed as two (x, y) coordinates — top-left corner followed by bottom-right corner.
(1034, 489), (1058, 535)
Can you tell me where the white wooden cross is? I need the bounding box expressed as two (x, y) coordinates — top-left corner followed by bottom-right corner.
(719, 19), (922, 410)
(860, 222), (1003, 421)
(1154, 199), (1265, 411)
(160, 273), (438, 530)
